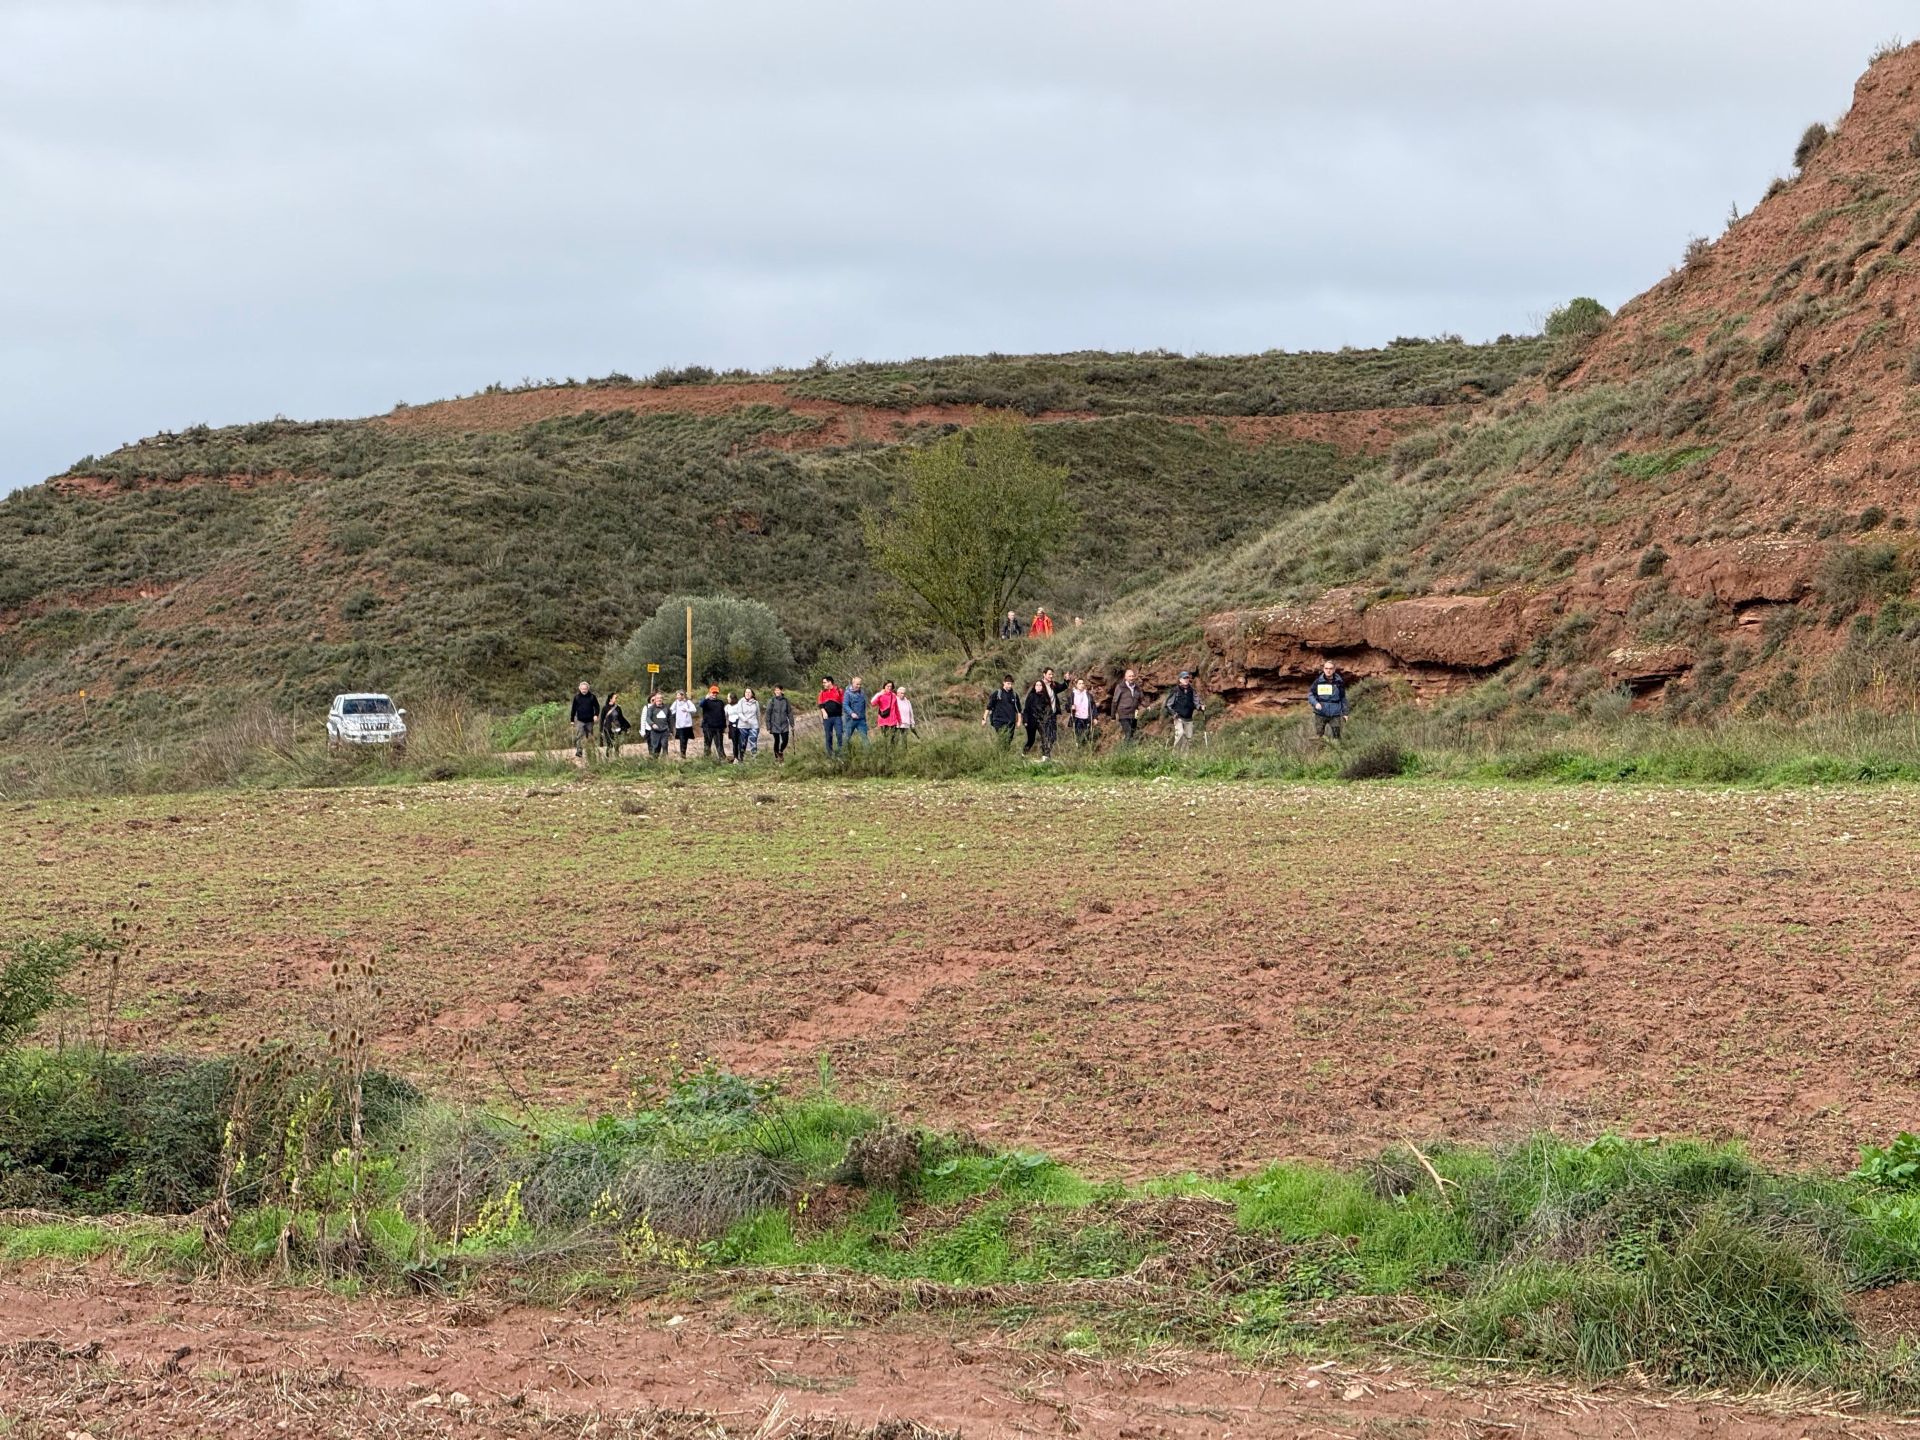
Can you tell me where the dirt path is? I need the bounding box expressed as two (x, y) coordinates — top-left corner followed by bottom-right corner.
(2, 1270), (1909, 1439)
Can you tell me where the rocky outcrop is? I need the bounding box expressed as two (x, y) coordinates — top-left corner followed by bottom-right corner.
(1192, 538), (1840, 708)
(1200, 588), (1543, 705)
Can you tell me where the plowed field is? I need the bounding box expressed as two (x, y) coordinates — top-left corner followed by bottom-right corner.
(5, 777), (1915, 1175)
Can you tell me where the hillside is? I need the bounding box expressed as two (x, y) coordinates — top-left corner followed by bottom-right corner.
(0, 341), (1548, 747)
(1063, 43), (1920, 719)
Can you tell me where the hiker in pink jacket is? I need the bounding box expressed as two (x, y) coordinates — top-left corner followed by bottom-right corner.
(873, 681), (903, 742)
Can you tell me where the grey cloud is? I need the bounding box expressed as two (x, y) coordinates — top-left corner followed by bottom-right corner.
(2, 0), (1910, 489)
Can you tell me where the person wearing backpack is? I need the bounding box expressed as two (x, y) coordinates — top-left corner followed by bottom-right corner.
(1307, 660), (1349, 741)
(1109, 668), (1144, 742)
(765, 685), (795, 761)
(599, 692), (630, 758)
(983, 675), (1021, 743)
(1164, 671), (1203, 751)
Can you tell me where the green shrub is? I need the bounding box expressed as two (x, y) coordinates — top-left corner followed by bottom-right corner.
(613, 593), (795, 689)
(1339, 742), (1411, 780)
(0, 936), (87, 1051)
(0, 1048), (420, 1215)
(1794, 121), (1830, 170)
(1816, 542), (1911, 612)
(1544, 297), (1611, 342)
(1855, 1133), (1920, 1191)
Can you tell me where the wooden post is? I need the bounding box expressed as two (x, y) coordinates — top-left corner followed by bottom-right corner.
(685, 605), (694, 695)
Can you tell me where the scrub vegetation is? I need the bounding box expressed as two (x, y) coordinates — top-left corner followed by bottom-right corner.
(4, 957), (1917, 1403)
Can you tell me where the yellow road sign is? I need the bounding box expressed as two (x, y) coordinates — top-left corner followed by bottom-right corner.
(646, 663), (661, 673)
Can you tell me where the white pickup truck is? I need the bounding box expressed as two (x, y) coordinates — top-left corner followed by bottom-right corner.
(326, 693), (408, 754)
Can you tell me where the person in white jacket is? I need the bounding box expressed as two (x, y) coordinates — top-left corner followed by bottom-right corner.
(669, 690), (697, 759)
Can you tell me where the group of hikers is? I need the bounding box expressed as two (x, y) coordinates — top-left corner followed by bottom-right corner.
(572, 682), (810, 761)
(564, 659), (1352, 762)
(567, 676), (919, 761)
(998, 605), (1083, 640)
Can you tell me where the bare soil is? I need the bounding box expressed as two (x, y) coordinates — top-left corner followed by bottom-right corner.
(5, 780), (1917, 1176)
(381, 378), (1434, 454)
(1, 1268), (1909, 1439)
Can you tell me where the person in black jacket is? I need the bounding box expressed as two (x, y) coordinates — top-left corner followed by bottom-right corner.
(698, 685), (728, 759)
(569, 682), (599, 759)
(1165, 671), (1203, 751)
(599, 692), (630, 758)
(765, 685), (795, 760)
(1307, 660), (1349, 740)
(983, 676), (1021, 743)
(1022, 678), (1058, 758)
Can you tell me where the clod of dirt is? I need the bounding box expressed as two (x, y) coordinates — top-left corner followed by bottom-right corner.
(619, 797), (648, 815)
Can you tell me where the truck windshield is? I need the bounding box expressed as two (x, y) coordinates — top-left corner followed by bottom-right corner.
(342, 698), (395, 716)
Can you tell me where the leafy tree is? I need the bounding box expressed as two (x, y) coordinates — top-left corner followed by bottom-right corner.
(863, 416), (1074, 657)
(1545, 297), (1611, 341)
(613, 593), (795, 689)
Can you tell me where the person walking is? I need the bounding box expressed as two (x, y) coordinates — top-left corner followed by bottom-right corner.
(843, 676), (870, 747)
(599, 692), (630, 758)
(817, 675), (845, 756)
(1164, 671), (1203, 751)
(737, 688), (762, 759)
(670, 689), (696, 758)
(765, 684), (795, 761)
(1000, 610), (1024, 640)
(1069, 677), (1096, 746)
(1041, 667), (1066, 755)
(569, 681), (600, 759)
(984, 676), (1020, 744)
(1029, 606), (1055, 638)
(699, 685), (728, 759)
(1109, 668), (1144, 743)
(897, 687), (916, 734)
(644, 691), (672, 760)
(1022, 677), (1058, 758)
(873, 681), (901, 743)
(1307, 660), (1349, 741)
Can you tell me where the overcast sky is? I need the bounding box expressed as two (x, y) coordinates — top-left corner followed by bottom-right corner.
(1, 1), (1910, 492)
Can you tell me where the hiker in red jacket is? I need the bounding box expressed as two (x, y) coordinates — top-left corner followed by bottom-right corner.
(873, 681), (902, 742)
(1029, 606), (1055, 638)
(817, 676), (846, 757)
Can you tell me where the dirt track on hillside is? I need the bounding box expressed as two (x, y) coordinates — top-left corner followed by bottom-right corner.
(3, 1269), (1911, 1439)
(380, 379), (1437, 454)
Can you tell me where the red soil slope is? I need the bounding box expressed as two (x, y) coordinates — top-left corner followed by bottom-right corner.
(1194, 44), (1920, 709)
